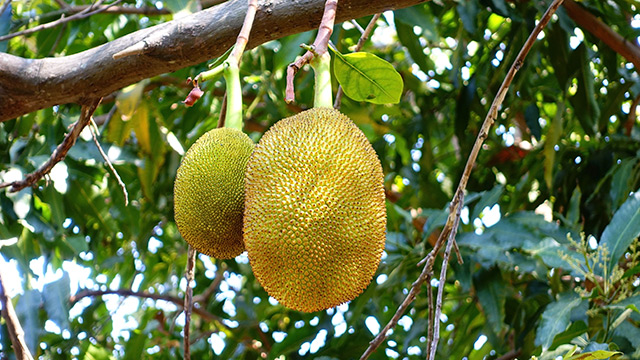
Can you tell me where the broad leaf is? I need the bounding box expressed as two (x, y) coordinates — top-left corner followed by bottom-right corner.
(535, 292), (584, 351)
(474, 268), (506, 333)
(331, 51), (403, 104)
(15, 289), (42, 354)
(43, 271), (71, 331)
(599, 190), (640, 275)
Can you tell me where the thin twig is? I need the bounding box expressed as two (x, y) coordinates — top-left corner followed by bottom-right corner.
(285, 0), (338, 103)
(0, 98), (102, 192)
(334, 13), (381, 109)
(89, 119), (129, 206)
(428, 195), (462, 360)
(0, 269), (34, 360)
(193, 262), (226, 303)
(350, 19), (365, 34)
(359, 0), (566, 358)
(228, 0), (258, 64)
(0, 0), (123, 42)
(425, 272), (433, 354)
(183, 246), (197, 360)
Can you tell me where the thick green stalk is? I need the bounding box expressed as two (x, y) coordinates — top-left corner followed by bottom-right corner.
(311, 51), (333, 108)
(223, 59), (243, 131)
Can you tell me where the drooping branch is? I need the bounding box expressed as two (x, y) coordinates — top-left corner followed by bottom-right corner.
(0, 0), (425, 122)
(563, 0), (640, 71)
(0, 98), (102, 192)
(70, 288), (227, 325)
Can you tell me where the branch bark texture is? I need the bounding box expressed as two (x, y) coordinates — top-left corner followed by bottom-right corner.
(0, 0), (425, 122)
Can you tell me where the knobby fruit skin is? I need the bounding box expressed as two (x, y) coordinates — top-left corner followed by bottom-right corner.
(243, 108), (387, 312)
(174, 127), (254, 259)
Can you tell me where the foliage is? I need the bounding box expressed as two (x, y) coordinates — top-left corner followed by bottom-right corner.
(1, 0), (640, 359)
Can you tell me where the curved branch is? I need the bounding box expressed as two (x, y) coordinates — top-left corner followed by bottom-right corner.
(0, 0), (425, 122)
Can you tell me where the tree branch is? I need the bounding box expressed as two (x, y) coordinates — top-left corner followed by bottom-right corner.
(69, 288), (228, 326)
(563, 0), (640, 71)
(0, 0), (425, 122)
(0, 0), (124, 43)
(183, 246), (197, 360)
(359, 0), (565, 358)
(0, 269), (34, 360)
(0, 98), (102, 192)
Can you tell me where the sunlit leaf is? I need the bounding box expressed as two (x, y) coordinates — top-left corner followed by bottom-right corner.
(42, 271), (71, 331)
(331, 50), (403, 104)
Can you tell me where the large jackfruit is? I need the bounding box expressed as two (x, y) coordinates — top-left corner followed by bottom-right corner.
(174, 127), (254, 259)
(243, 108), (386, 312)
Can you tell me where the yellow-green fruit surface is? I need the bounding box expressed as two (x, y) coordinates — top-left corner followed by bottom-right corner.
(174, 127), (254, 259)
(244, 108), (387, 312)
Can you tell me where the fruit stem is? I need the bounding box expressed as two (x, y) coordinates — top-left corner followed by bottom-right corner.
(311, 51), (333, 108)
(223, 60), (243, 131)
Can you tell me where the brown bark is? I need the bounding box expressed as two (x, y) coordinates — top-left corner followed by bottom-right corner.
(0, 0), (425, 122)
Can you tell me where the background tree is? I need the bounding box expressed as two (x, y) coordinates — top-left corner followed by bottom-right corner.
(1, 0), (640, 359)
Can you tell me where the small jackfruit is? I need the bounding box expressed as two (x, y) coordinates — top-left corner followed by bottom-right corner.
(243, 108), (386, 312)
(174, 127), (254, 259)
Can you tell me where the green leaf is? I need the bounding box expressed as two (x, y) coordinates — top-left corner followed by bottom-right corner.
(395, 20), (433, 73)
(535, 292), (584, 351)
(394, 6), (439, 42)
(15, 289), (42, 354)
(549, 321), (588, 351)
(471, 184), (504, 221)
(524, 103), (542, 141)
(543, 101), (564, 190)
(569, 44), (599, 136)
(331, 51), (403, 104)
(599, 190), (640, 275)
(42, 271), (71, 331)
(474, 268), (506, 333)
(273, 31), (314, 71)
(457, 2), (478, 34)
(132, 102), (152, 154)
(567, 186), (582, 227)
(609, 158), (637, 209)
(123, 329), (147, 360)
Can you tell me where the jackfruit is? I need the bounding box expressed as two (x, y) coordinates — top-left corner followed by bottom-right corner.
(243, 108), (386, 312)
(174, 127), (254, 259)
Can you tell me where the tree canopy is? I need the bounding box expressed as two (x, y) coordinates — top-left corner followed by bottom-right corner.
(1, 0), (640, 359)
